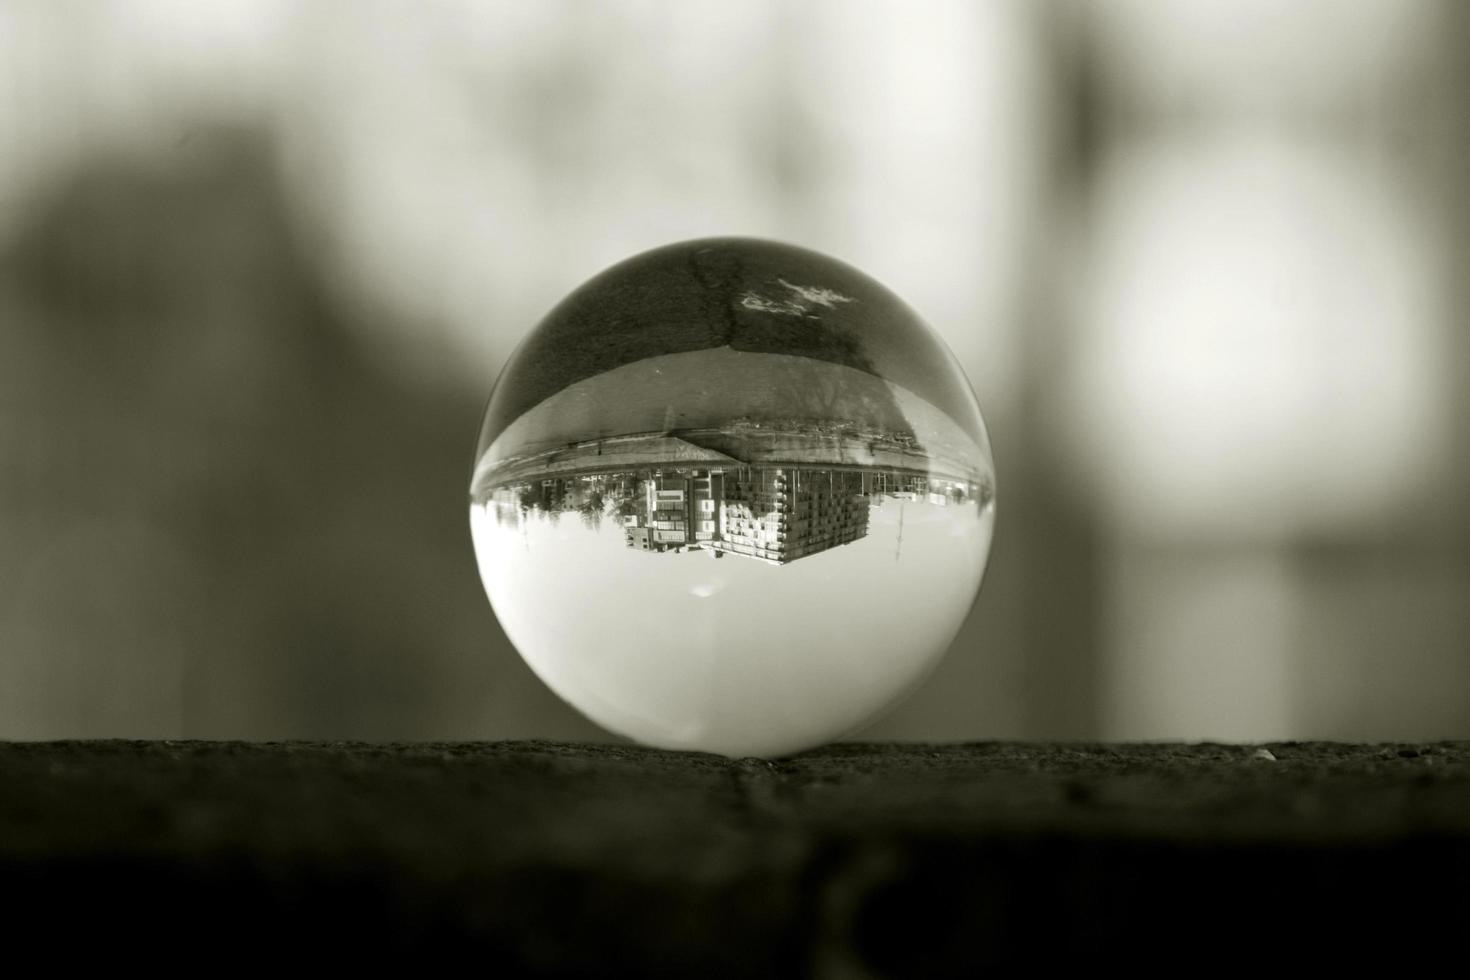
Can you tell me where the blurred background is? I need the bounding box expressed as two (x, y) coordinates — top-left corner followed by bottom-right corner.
(2, 0), (1466, 743)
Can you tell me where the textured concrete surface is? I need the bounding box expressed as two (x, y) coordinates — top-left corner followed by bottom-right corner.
(3, 740), (1468, 975)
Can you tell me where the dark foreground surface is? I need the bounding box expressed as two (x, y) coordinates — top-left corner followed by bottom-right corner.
(3, 740), (1468, 975)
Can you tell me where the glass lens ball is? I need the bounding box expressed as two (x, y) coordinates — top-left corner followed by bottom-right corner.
(469, 238), (995, 757)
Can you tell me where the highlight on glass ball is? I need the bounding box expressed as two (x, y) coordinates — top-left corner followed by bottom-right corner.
(469, 238), (995, 757)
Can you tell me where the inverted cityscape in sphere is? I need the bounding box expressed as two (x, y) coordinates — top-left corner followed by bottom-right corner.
(470, 238), (995, 757)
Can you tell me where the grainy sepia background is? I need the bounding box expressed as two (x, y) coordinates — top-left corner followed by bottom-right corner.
(3, 0), (1466, 743)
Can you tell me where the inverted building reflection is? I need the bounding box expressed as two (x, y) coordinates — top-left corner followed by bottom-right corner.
(481, 464), (985, 567)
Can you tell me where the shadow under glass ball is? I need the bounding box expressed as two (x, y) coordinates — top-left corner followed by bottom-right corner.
(470, 238), (995, 757)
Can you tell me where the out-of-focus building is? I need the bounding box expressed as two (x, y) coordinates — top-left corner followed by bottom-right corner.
(9, 0), (1469, 744)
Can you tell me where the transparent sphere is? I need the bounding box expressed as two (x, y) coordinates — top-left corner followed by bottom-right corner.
(470, 238), (995, 757)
